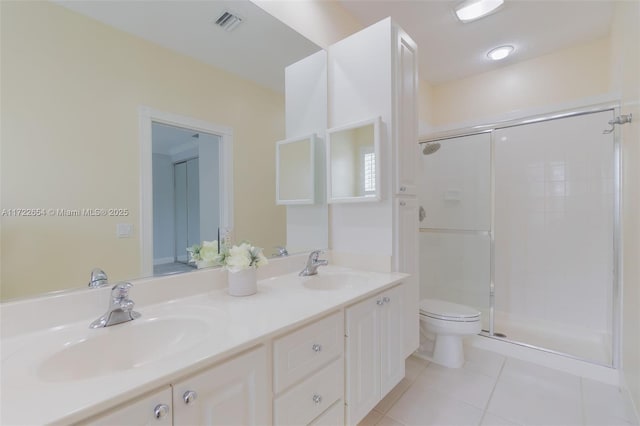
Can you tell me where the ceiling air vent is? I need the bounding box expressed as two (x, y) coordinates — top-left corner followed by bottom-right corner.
(214, 11), (244, 32)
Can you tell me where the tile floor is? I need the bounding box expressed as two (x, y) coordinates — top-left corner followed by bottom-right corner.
(358, 347), (638, 426)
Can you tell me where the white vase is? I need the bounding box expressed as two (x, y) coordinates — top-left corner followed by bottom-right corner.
(228, 267), (257, 296)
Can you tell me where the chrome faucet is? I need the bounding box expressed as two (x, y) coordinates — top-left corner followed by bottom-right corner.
(88, 268), (109, 288)
(274, 246), (289, 257)
(90, 282), (141, 328)
(299, 250), (328, 276)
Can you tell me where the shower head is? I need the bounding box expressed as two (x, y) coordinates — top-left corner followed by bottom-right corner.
(422, 142), (441, 155)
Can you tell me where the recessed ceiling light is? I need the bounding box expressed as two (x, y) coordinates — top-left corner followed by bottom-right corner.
(455, 0), (504, 23)
(487, 45), (514, 61)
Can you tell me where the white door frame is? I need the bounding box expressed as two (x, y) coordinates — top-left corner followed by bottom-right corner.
(138, 106), (233, 277)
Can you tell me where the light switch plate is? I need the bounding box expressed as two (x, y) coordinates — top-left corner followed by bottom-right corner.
(117, 223), (133, 238)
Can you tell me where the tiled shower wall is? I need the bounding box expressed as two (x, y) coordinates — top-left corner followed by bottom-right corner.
(493, 111), (614, 337)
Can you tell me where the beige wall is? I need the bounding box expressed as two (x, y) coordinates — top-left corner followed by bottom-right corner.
(418, 80), (435, 133)
(430, 37), (612, 127)
(610, 0), (640, 416)
(0, 1), (286, 299)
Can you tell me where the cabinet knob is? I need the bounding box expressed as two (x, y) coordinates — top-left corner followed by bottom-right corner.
(383, 296), (390, 303)
(399, 201), (406, 207)
(312, 343), (322, 352)
(183, 390), (198, 405)
(312, 394), (323, 405)
(153, 404), (170, 420)
(376, 299), (384, 306)
(400, 186), (407, 192)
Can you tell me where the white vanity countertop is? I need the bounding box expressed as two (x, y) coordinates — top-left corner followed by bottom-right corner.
(1, 265), (407, 425)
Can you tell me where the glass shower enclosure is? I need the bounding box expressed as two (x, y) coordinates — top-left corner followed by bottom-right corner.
(418, 108), (619, 366)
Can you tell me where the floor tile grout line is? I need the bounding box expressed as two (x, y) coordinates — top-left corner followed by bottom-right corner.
(478, 354), (509, 425)
(376, 372), (425, 423)
(371, 358), (429, 425)
(580, 376), (587, 425)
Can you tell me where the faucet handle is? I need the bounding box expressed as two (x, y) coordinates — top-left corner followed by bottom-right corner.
(88, 268), (109, 288)
(111, 282), (133, 298)
(274, 246), (289, 257)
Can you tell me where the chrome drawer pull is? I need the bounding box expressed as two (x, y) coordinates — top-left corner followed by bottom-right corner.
(376, 299), (384, 306)
(154, 404), (170, 419)
(383, 296), (390, 303)
(312, 344), (322, 352)
(183, 390), (198, 405)
(312, 394), (322, 405)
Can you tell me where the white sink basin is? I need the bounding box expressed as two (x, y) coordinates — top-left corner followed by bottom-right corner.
(302, 273), (367, 291)
(37, 317), (211, 382)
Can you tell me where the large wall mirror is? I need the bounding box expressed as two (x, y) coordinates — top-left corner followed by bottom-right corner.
(0, 0), (324, 300)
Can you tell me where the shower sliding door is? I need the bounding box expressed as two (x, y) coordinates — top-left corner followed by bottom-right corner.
(419, 108), (617, 366)
(493, 110), (616, 365)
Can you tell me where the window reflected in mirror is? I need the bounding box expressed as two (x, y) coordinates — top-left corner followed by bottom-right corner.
(327, 117), (381, 203)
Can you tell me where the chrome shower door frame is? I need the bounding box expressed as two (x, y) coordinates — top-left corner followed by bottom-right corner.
(419, 102), (622, 368)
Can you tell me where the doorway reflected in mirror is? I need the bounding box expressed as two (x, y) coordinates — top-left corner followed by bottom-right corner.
(151, 123), (220, 276)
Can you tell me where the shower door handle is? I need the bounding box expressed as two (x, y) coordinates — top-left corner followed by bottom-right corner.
(419, 206), (426, 222)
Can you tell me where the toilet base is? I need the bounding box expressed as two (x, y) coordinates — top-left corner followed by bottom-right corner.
(433, 334), (465, 368)
(418, 324), (471, 369)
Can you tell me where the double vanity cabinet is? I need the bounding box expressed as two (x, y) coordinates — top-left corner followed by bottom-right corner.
(77, 282), (406, 426)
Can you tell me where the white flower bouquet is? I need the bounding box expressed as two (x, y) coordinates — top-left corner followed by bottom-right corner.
(187, 240), (220, 269)
(187, 240), (268, 272)
(219, 242), (269, 273)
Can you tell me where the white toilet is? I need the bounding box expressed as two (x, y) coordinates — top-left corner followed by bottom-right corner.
(419, 298), (482, 368)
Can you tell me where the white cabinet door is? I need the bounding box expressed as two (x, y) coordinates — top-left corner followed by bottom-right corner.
(83, 387), (172, 426)
(173, 345), (269, 426)
(395, 197), (420, 358)
(379, 284), (405, 396)
(393, 26), (418, 196)
(345, 295), (381, 425)
(345, 285), (405, 425)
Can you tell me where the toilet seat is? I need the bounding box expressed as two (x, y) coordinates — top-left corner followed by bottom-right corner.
(419, 298), (480, 323)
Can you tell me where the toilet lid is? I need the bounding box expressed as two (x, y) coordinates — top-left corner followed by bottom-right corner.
(419, 299), (481, 322)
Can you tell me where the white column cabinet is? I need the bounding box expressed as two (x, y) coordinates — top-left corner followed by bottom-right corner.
(172, 345), (269, 426)
(393, 26), (419, 197)
(392, 23), (420, 359)
(394, 197), (420, 358)
(345, 285), (405, 425)
(328, 18), (419, 360)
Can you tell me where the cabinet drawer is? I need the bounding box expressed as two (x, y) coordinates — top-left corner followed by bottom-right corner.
(274, 357), (344, 426)
(273, 311), (343, 393)
(81, 386), (172, 426)
(309, 400), (345, 426)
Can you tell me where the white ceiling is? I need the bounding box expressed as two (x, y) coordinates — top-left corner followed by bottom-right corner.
(54, 0), (321, 92)
(55, 0), (614, 89)
(339, 0), (614, 84)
